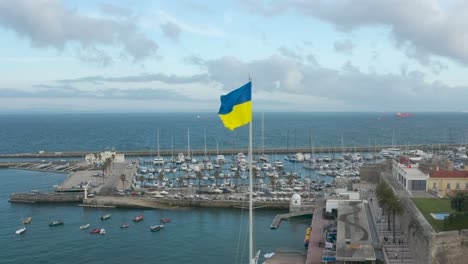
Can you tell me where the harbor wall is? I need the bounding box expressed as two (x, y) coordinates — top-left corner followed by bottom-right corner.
(9, 192), (84, 203)
(383, 172), (468, 264)
(0, 144), (463, 158)
(359, 162), (390, 183)
(83, 196), (291, 210)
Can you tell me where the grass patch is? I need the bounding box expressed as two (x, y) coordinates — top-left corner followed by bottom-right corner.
(411, 198), (456, 232)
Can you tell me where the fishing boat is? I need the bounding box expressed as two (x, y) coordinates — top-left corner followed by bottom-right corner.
(120, 224), (129, 229)
(133, 214), (144, 222)
(150, 224), (164, 232)
(22, 216), (32, 225)
(90, 228), (101, 234)
(49, 220), (64, 226)
(160, 218), (171, 223)
(15, 227), (26, 235)
(100, 214), (112, 220)
(80, 223), (90, 230)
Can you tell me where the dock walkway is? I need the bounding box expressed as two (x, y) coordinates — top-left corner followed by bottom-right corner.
(306, 206), (333, 264)
(270, 210), (313, 229)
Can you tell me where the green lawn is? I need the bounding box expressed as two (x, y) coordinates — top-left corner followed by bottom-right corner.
(411, 198), (457, 232)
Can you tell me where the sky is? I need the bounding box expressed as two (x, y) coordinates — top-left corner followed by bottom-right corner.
(1, 0), (468, 112)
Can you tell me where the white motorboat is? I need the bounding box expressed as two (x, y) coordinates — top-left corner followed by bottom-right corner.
(15, 227), (26, 235)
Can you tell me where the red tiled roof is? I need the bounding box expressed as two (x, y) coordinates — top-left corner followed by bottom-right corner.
(430, 170), (468, 179)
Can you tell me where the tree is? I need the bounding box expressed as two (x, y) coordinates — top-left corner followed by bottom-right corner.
(387, 193), (404, 243)
(286, 171), (295, 187)
(138, 175), (145, 189)
(270, 176), (277, 192)
(233, 170), (240, 188)
(376, 181), (393, 231)
(196, 170), (203, 189)
(214, 170), (220, 186)
(120, 173), (126, 191)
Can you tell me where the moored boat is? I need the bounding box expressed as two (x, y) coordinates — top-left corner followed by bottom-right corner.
(100, 214), (111, 220)
(133, 215), (144, 222)
(22, 217), (32, 225)
(160, 218), (171, 223)
(120, 223), (129, 229)
(49, 220), (64, 226)
(80, 223), (90, 230)
(150, 224), (164, 232)
(15, 227), (26, 235)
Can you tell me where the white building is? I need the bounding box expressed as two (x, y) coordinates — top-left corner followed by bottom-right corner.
(85, 151), (125, 164)
(325, 190), (361, 213)
(392, 160), (428, 192)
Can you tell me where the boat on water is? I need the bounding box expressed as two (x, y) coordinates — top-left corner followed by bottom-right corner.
(100, 214), (112, 220)
(49, 220), (64, 226)
(133, 215), (144, 222)
(15, 227), (26, 235)
(90, 228), (106, 235)
(160, 218), (171, 223)
(120, 224), (129, 229)
(150, 225), (164, 232)
(395, 112), (413, 117)
(22, 216), (32, 225)
(80, 223), (90, 230)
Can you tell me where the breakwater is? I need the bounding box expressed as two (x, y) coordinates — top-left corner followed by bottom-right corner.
(83, 196), (294, 210)
(0, 143), (463, 158)
(9, 192), (84, 203)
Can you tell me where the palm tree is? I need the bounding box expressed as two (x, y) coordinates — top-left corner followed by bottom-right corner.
(376, 181), (393, 230)
(214, 170), (220, 186)
(196, 171), (203, 190)
(270, 176), (277, 192)
(387, 194), (404, 243)
(286, 171), (295, 187)
(233, 170), (240, 188)
(120, 173), (127, 192)
(138, 175), (145, 189)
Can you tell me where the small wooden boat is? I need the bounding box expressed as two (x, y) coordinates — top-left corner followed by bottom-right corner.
(80, 224), (90, 230)
(22, 217), (32, 225)
(132, 215), (144, 222)
(160, 218), (171, 223)
(49, 220), (64, 226)
(120, 224), (129, 229)
(15, 227), (26, 235)
(100, 214), (112, 220)
(150, 224), (164, 232)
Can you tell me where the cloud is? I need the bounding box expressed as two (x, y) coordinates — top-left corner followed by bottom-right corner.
(188, 54), (468, 111)
(1, 84), (196, 101)
(334, 39), (354, 54)
(99, 3), (132, 18)
(57, 73), (210, 85)
(161, 21), (182, 42)
(0, 0), (157, 62)
(241, 0), (468, 66)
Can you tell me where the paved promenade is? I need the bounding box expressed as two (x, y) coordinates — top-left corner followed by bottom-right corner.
(306, 204), (333, 264)
(358, 183), (415, 264)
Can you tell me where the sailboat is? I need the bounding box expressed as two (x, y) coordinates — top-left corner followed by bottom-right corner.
(259, 112), (269, 163)
(153, 129), (164, 165)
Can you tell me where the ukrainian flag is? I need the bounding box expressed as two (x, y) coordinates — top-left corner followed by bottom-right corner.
(218, 82), (252, 130)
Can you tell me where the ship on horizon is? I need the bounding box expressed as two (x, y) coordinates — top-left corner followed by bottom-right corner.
(395, 112), (413, 117)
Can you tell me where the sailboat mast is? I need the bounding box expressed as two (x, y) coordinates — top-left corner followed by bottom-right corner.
(187, 128), (190, 158)
(262, 112), (264, 155)
(204, 128), (207, 159)
(157, 128), (160, 157)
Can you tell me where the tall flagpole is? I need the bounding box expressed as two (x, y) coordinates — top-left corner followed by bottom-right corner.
(248, 76), (254, 264)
